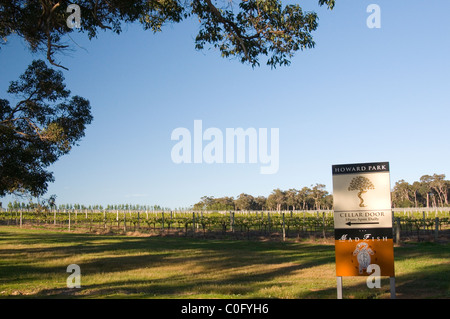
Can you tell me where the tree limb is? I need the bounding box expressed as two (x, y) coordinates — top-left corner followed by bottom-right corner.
(201, 0), (250, 60)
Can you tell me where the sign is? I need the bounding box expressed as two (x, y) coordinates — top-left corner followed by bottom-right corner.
(332, 162), (395, 277)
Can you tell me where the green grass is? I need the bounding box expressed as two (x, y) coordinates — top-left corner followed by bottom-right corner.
(0, 226), (448, 299)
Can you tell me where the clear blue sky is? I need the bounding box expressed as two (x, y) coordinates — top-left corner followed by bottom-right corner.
(1, 1), (449, 209)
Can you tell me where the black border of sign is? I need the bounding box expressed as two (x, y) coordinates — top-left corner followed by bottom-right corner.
(332, 162), (390, 175)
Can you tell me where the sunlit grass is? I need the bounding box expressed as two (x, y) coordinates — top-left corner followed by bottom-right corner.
(0, 226), (448, 299)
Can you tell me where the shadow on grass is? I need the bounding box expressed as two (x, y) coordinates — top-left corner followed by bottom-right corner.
(1, 227), (448, 299)
(0, 227), (336, 298)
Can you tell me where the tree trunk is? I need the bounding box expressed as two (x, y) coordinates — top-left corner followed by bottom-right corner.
(358, 190), (367, 207)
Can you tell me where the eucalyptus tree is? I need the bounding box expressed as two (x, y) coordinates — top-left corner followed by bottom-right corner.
(297, 186), (311, 210)
(0, 60), (92, 197)
(429, 174), (448, 207)
(310, 183), (328, 210)
(392, 179), (413, 208)
(410, 181), (422, 208)
(267, 188), (285, 211)
(253, 196), (267, 210)
(234, 193), (254, 211)
(420, 175), (435, 208)
(285, 188), (299, 211)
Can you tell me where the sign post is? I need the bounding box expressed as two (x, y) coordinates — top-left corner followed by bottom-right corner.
(332, 162), (395, 299)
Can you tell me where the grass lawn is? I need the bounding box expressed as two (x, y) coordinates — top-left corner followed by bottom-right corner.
(0, 226), (448, 299)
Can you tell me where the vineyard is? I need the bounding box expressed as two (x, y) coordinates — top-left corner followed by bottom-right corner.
(1, 208), (449, 242)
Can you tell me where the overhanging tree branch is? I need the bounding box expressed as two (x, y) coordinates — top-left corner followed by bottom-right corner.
(0, 1), (336, 69)
(201, 0), (251, 60)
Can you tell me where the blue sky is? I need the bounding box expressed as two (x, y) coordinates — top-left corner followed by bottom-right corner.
(1, 0), (449, 209)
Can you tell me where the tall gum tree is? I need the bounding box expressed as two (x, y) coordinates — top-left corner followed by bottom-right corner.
(0, 60), (93, 197)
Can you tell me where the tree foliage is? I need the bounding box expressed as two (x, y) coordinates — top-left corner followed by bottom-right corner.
(0, 60), (93, 197)
(392, 174), (449, 208)
(192, 183), (333, 211)
(348, 176), (375, 192)
(193, 173), (450, 211)
(348, 176), (375, 207)
(0, 0), (336, 69)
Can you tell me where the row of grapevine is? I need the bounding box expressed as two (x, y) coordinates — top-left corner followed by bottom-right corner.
(0, 210), (335, 239)
(1, 209), (448, 241)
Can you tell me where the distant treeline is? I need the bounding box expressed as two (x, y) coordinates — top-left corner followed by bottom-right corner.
(3, 174), (448, 211)
(391, 174), (449, 208)
(193, 173), (450, 211)
(193, 184), (332, 211)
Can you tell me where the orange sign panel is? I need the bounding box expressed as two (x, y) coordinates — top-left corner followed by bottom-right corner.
(335, 239), (395, 277)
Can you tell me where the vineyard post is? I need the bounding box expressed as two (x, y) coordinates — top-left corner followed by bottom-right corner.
(20, 210), (22, 228)
(124, 211), (127, 232)
(267, 212), (272, 236)
(230, 211), (235, 233)
(434, 217), (439, 241)
(392, 214), (395, 240)
(68, 210), (71, 231)
(137, 211), (140, 230)
(200, 212), (203, 232)
(54, 209), (56, 225)
(116, 210), (119, 229)
(395, 218), (401, 244)
(260, 211), (263, 231)
(282, 212), (286, 241)
(162, 211), (165, 232)
(423, 211), (426, 231)
(303, 211), (306, 233)
(192, 212), (196, 235)
(337, 276), (343, 299)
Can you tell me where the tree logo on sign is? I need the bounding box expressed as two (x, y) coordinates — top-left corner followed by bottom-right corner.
(348, 176), (375, 207)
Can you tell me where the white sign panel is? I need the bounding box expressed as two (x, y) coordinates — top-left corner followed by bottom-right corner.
(332, 162), (392, 230)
